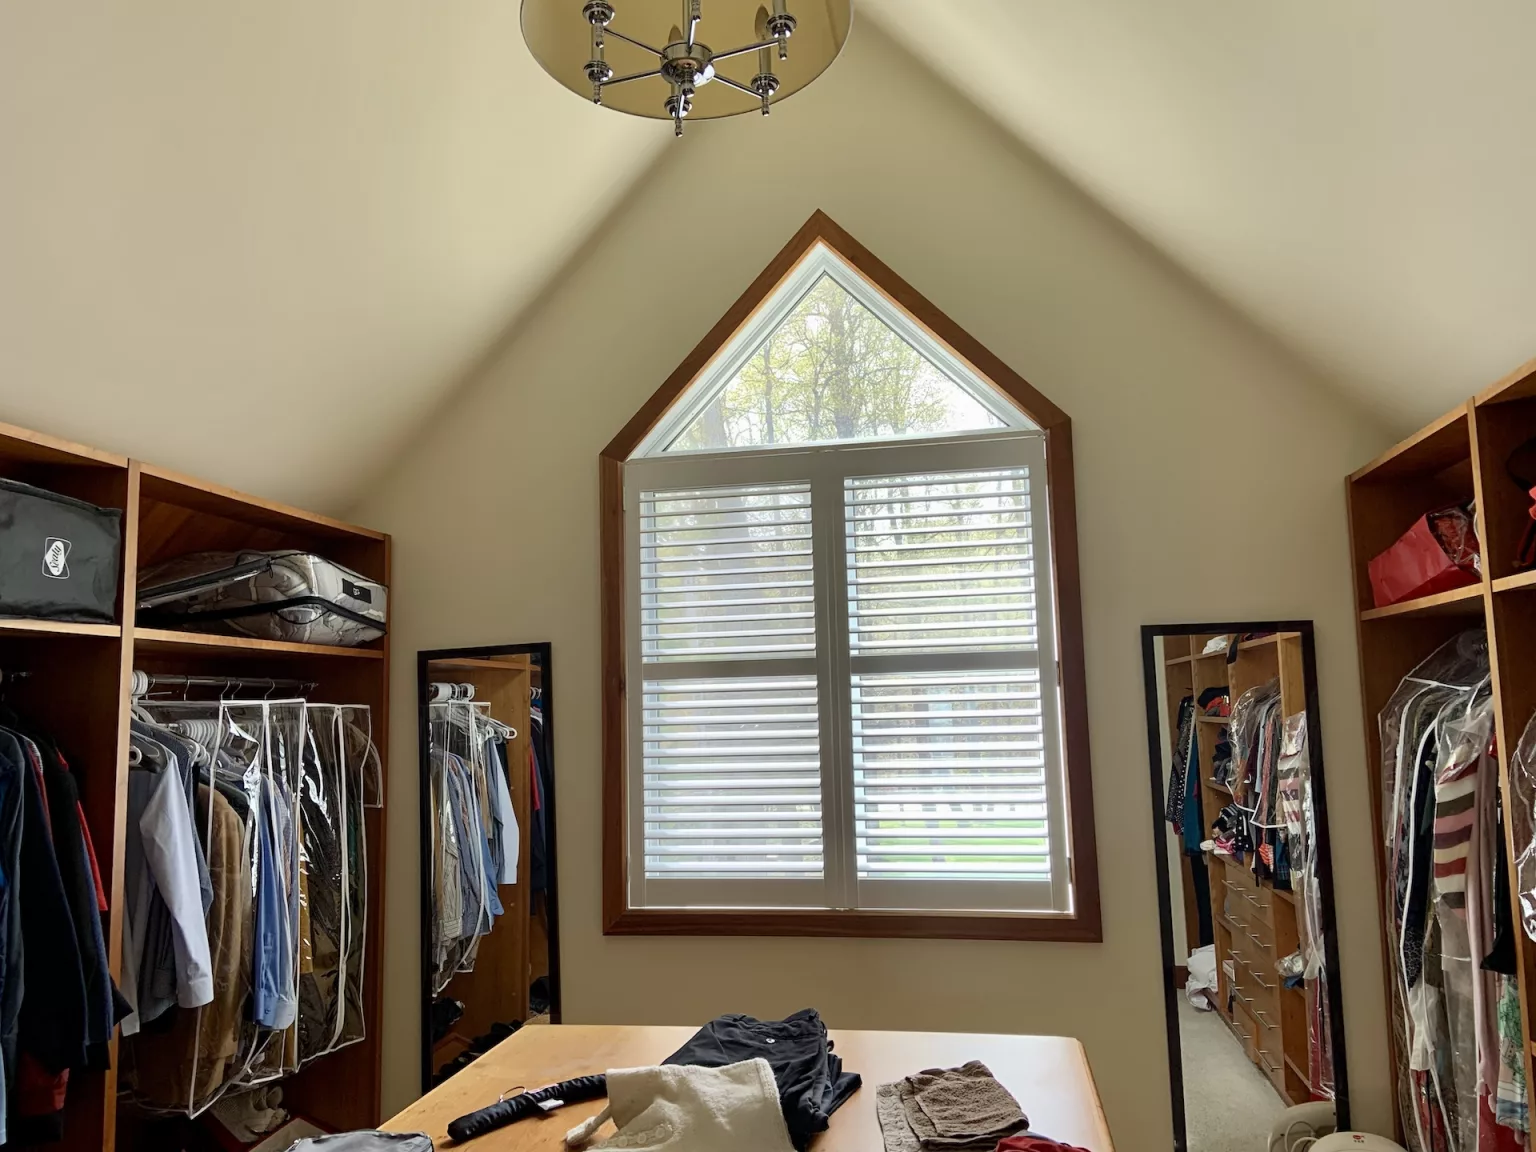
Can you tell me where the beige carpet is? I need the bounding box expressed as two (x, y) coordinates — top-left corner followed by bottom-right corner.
(1178, 997), (1285, 1152)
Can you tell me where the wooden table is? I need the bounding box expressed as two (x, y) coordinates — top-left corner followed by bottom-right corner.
(384, 1025), (1113, 1150)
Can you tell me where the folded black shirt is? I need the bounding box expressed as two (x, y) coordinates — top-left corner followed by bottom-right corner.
(664, 1008), (860, 1148)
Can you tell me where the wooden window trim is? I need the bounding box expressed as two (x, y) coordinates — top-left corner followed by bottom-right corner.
(599, 210), (1100, 942)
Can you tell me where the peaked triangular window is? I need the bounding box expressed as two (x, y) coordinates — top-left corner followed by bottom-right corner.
(634, 244), (1035, 458)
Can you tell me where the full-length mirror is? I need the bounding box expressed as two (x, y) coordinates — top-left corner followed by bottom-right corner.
(1141, 624), (1348, 1151)
(417, 642), (559, 1094)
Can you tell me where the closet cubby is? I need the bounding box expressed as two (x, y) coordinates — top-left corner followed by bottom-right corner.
(1346, 353), (1536, 1146)
(0, 418), (391, 1152)
(1165, 630), (1314, 1106)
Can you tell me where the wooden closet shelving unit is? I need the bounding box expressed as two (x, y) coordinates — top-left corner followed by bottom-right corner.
(0, 420), (391, 1152)
(1164, 630), (1314, 1105)
(1346, 354), (1536, 1138)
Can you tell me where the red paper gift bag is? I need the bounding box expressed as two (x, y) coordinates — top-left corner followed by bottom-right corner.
(1367, 505), (1481, 608)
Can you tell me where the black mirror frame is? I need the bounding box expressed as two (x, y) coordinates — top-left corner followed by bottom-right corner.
(1139, 621), (1350, 1148)
(416, 641), (560, 1096)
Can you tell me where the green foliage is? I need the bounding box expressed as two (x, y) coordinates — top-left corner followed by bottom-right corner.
(671, 275), (1000, 451)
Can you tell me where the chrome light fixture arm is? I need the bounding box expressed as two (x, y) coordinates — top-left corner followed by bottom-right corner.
(581, 0), (796, 134)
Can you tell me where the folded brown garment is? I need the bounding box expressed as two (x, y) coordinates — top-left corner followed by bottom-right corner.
(875, 1083), (921, 1152)
(900, 1061), (1029, 1150)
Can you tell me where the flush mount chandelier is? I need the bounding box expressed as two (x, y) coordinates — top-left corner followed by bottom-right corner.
(521, 0), (853, 136)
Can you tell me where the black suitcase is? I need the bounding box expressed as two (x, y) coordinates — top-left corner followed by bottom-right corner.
(0, 478), (122, 622)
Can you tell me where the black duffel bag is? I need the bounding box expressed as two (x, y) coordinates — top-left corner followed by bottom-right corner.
(0, 478), (121, 622)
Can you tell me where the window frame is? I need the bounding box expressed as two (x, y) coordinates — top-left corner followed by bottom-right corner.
(600, 210), (1100, 942)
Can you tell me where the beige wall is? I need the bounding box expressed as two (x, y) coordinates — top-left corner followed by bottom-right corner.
(352, 25), (1396, 1149)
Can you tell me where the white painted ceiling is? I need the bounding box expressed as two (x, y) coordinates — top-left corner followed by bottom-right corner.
(4, 2), (1532, 510)
(864, 0), (1536, 431)
(0, 2), (665, 511)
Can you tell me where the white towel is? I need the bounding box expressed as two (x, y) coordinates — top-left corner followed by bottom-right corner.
(566, 1058), (794, 1152)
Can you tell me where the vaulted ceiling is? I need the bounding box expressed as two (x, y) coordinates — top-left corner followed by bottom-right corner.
(868, 0), (1536, 427)
(2, 2), (1531, 511)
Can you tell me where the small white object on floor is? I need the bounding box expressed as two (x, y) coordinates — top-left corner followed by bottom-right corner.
(1267, 1102), (1336, 1151)
(1311, 1135), (1406, 1152)
(1186, 944), (1218, 1011)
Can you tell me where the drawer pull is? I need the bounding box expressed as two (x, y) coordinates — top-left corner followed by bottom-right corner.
(1258, 1051), (1281, 1075)
(1254, 1009), (1274, 1028)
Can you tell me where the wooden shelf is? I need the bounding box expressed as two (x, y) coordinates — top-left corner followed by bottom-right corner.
(133, 627), (384, 660)
(0, 617), (120, 639)
(1359, 583), (1485, 621)
(1237, 632), (1301, 651)
(1350, 404), (1470, 484)
(1270, 886), (1296, 906)
(1475, 353), (1536, 407)
(1493, 570), (1536, 595)
(137, 462), (385, 545)
(1196, 715), (1230, 726)
(1206, 779), (1233, 795)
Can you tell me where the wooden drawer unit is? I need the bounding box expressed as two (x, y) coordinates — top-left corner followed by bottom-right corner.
(1222, 862), (1275, 928)
(1231, 919), (1275, 974)
(1253, 1013), (1287, 1094)
(1230, 1000), (1260, 1063)
(1232, 953), (1279, 1025)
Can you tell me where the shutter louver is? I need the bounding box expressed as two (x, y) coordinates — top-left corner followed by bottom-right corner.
(641, 483), (814, 661)
(641, 678), (824, 879)
(845, 469), (1036, 656)
(851, 669), (1049, 881)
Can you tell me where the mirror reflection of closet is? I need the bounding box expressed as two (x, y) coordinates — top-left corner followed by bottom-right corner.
(418, 643), (558, 1093)
(1142, 624), (1348, 1152)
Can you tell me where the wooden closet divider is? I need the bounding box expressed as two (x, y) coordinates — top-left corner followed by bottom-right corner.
(1347, 354), (1536, 1145)
(0, 420), (391, 1151)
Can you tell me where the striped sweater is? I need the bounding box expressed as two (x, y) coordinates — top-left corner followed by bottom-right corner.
(1433, 753), (1480, 912)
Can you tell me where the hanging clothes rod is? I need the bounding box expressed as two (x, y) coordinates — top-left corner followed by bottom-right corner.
(131, 670), (319, 698)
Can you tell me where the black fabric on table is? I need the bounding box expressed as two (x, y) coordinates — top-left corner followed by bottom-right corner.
(663, 1008), (860, 1150)
(445, 1074), (608, 1143)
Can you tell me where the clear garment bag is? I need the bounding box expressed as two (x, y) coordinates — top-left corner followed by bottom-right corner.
(427, 694), (506, 994)
(122, 696), (382, 1117)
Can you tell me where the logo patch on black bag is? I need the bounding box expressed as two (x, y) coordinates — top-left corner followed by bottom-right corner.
(42, 537), (71, 579)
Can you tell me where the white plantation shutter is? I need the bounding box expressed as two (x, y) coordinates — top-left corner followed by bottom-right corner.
(625, 434), (1069, 914)
(843, 463), (1065, 912)
(630, 481), (830, 908)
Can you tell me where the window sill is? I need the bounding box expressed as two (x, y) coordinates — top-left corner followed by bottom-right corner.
(604, 907), (1103, 943)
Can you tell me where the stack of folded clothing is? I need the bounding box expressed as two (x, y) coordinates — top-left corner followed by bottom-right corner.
(1198, 686), (1231, 719)
(663, 1009), (860, 1150)
(875, 1061), (1029, 1151)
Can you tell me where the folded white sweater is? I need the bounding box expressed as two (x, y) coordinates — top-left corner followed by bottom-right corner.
(565, 1058), (795, 1152)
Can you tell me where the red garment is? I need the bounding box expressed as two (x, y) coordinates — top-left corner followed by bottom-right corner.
(996, 1136), (1094, 1152)
(76, 801), (108, 911)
